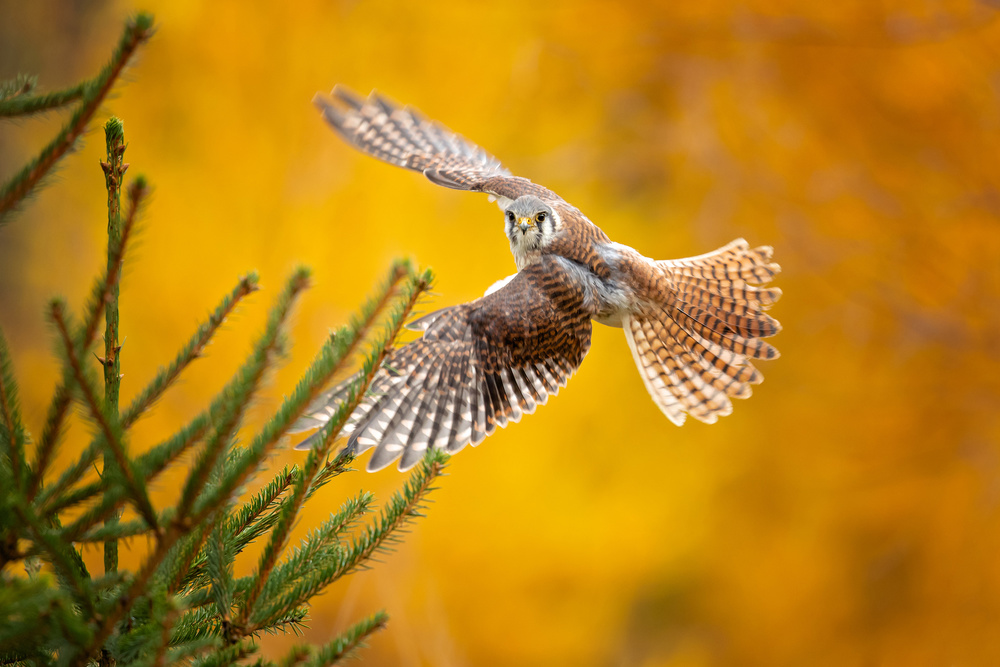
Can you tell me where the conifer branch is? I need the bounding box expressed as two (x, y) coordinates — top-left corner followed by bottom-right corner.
(163, 515), (219, 596)
(50, 301), (159, 532)
(84, 177), (146, 359)
(0, 330), (27, 492)
(28, 381), (72, 503)
(43, 411), (207, 522)
(76, 509), (177, 543)
(102, 117), (127, 576)
(47, 269), (291, 535)
(191, 641), (256, 667)
(0, 81), (87, 118)
(238, 271), (430, 629)
(52, 485), (133, 547)
(0, 576), (64, 655)
(224, 453), (353, 564)
(186, 314), (368, 525)
(2, 14), (446, 661)
(40, 273), (257, 514)
(122, 273), (260, 428)
(340, 259), (412, 360)
(170, 605), (227, 644)
(251, 450), (447, 626)
(53, 269), (291, 540)
(305, 452), (356, 497)
(254, 608), (308, 639)
(68, 270), (311, 667)
(151, 605), (179, 667)
(308, 269), (434, 458)
(206, 519), (235, 625)
(230, 466), (297, 543)
(0, 13), (154, 221)
(170, 456), (358, 592)
(278, 645), (310, 667)
(254, 492), (373, 609)
(27, 175), (145, 502)
(145, 638), (219, 667)
(0, 74), (37, 102)
(301, 611), (388, 667)
(176, 269), (311, 523)
(12, 501), (97, 623)
(70, 513), (210, 667)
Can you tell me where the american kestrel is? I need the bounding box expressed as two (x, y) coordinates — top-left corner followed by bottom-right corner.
(293, 86), (781, 471)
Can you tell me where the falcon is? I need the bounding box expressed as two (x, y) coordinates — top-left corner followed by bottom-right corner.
(292, 86), (782, 471)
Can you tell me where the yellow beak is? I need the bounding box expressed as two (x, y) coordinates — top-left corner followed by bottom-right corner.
(517, 216), (534, 230)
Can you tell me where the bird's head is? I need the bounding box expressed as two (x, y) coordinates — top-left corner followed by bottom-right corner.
(504, 196), (557, 251)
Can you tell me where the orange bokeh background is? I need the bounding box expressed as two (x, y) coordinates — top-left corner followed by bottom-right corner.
(3, 1), (1000, 665)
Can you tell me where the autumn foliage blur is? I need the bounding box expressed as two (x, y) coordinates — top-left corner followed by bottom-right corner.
(2, 1), (1000, 665)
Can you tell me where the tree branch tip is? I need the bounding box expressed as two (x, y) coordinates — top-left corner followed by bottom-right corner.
(103, 117), (124, 143)
(390, 258), (412, 277)
(289, 266), (313, 289)
(129, 176), (149, 196)
(241, 272), (261, 291)
(3, 73), (37, 99)
(130, 12), (156, 34)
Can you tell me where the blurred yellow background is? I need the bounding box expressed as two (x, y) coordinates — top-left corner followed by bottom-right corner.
(3, 1), (1000, 665)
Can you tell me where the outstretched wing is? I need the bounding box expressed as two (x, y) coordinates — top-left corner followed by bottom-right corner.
(314, 85), (560, 204)
(292, 257), (593, 471)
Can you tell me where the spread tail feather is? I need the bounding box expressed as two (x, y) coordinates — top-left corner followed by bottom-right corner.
(625, 239), (781, 425)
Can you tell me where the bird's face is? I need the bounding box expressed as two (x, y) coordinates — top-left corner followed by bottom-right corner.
(504, 196), (557, 255)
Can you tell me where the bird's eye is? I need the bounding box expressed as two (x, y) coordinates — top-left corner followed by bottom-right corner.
(506, 211), (515, 222)
(536, 212), (547, 223)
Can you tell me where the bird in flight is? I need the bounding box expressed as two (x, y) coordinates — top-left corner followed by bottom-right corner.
(293, 86), (782, 471)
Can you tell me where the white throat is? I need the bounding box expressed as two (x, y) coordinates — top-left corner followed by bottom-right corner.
(510, 234), (542, 271)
